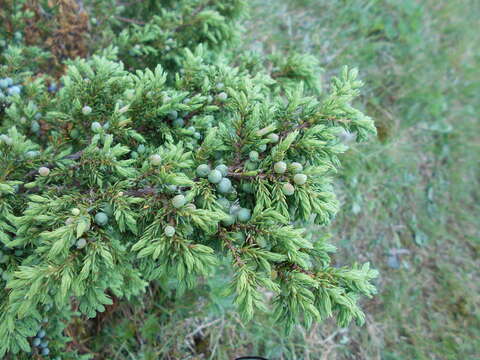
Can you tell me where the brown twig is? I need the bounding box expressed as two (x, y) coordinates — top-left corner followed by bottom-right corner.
(24, 150), (84, 180)
(219, 230), (245, 267)
(115, 16), (146, 25)
(227, 171), (269, 180)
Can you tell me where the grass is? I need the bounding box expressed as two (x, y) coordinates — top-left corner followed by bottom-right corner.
(243, 0), (480, 359)
(92, 1), (480, 358)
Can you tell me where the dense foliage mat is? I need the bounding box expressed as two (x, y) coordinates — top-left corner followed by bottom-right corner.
(0, 1), (378, 358)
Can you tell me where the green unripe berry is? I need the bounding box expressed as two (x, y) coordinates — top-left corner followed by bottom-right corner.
(166, 184), (177, 192)
(282, 183), (295, 196)
(216, 82), (224, 89)
(236, 208), (251, 223)
(131, 151), (138, 159)
(245, 160), (258, 170)
(25, 150), (40, 158)
(7, 86), (21, 96)
(241, 183), (254, 194)
(290, 162), (303, 173)
(230, 204), (240, 214)
(172, 194), (186, 208)
(137, 144), (146, 153)
(186, 203), (196, 210)
(293, 173), (308, 185)
(32, 338), (41, 347)
(173, 117), (185, 127)
(268, 133), (279, 143)
(0, 134), (11, 144)
(94, 212), (109, 226)
(76, 238), (87, 249)
(215, 164), (229, 177)
(2, 272), (11, 281)
(221, 214), (236, 226)
(217, 197), (231, 211)
(38, 167), (50, 176)
(168, 110), (178, 120)
(196, 164), (211, 177)
(217, 178), (232, 194)
(31, 121), (40, 133)
(274, 161), (287, 174)
(71, 208), (80, 216)
(91, 123), (102, 133)
(164, 225), (176, 237)
(216, 92), (228, 101)
(249, 150), (259, 162)
(149, 154), (162, 166)
(82, 105), (92, 115)
(258, 144), (267, 152)
(208, 169), (223, 184)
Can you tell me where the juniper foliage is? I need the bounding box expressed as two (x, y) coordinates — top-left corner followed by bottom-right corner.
(0, 0), (377, 357)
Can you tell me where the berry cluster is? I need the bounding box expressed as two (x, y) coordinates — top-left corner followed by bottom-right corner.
(64, 207), (110, 250)
(0, 133), (13, 145)
(219, 198), (251, 226)
(80, 103), (121, 135)
(48, 82), (58, 93)
(29, 307), (59, 358)
(0, 77), (22, 103)
(196, 163), (252, 225)
(94, 211), (109, 226)
(166, 107), (204, 141)
(168, 109), (185, 128)
(31, 326), (50, 357)
(272, 160), (308, 196)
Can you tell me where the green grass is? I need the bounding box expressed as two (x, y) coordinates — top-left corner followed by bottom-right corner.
(243, 0), (480, 359)
(90, 1), (480, 358)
